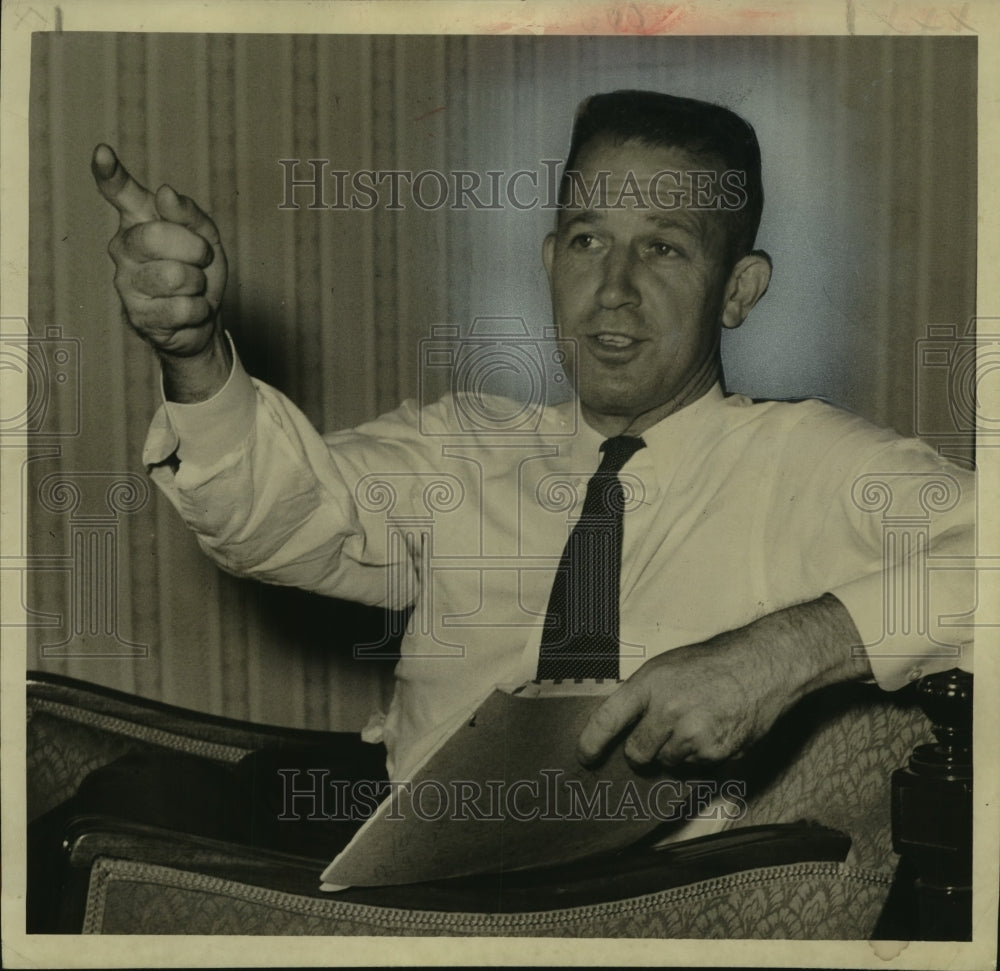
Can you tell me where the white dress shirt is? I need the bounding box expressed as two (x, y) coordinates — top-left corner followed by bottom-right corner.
(144, 345), (975, 783)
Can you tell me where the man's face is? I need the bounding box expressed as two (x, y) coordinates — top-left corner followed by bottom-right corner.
(543, 138), (736, 437)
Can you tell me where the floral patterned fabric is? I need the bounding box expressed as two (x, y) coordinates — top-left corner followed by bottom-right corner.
(735, 683), (933, 874)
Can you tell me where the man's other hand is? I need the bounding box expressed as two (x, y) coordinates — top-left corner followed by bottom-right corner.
(93, 145), (231, 401)
(577, 594), (871, 768)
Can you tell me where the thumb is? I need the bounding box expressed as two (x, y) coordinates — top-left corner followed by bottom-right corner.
(91, 144), (157, 225)
(154, 183), (222, 247)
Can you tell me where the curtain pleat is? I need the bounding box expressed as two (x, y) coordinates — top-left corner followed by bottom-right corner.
(27, 35), (976, 729)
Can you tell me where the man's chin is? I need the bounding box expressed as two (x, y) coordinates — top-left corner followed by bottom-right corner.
(575, 378), (648, 419)
(577, 392), (646, 431)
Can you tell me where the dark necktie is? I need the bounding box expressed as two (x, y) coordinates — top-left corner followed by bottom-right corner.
(537, 435), (647, 681)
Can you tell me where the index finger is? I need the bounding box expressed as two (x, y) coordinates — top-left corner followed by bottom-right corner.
(91, 144), (157, 225)
(577, 682), (646, 766)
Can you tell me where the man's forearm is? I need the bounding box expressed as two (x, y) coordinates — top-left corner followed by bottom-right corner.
(579, 592), (874, 767)
(755, 592), (873, 704)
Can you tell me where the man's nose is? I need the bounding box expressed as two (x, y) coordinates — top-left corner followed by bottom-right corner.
(596, 247), (641, 309)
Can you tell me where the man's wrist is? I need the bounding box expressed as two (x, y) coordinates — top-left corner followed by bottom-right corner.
(156, 333), (257, 469)
(160, 327), (233, 403)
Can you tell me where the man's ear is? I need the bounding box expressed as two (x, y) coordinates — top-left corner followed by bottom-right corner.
(721, 250), (772, 329)
(542, 232), (556, 282)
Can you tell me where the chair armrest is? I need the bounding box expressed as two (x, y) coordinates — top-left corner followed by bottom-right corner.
(60, 814), (851, 918)
(28, 670), (344, 750)
(27, 671), (344, 820)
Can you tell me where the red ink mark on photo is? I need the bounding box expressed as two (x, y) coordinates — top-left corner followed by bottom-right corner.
(416, 106), (446, 123)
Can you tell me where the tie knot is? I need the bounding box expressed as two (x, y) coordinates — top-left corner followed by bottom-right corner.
(598, 435), (646, 473)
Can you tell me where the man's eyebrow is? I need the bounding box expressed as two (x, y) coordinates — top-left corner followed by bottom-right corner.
(559, 209), (708, 245)
(645, 213), (704, 240)
(559, 210), (605, 231)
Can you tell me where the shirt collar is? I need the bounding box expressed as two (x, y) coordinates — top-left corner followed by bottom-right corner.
(635, 382), (727, 463)
(568, 383), (728, 471)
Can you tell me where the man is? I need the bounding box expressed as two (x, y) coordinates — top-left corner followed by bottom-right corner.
(91, 90), (972, 802)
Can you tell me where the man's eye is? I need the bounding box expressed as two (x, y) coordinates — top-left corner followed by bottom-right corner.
(569, 233), (595, 249)
(650, 241), (681, 258)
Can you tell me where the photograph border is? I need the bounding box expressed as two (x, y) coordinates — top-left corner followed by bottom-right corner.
(2, 2), (998, 968)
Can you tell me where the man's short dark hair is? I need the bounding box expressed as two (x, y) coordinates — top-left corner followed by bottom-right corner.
(562, 90), (764, 266)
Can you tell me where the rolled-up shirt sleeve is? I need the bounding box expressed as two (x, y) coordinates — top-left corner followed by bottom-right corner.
(142, 338), (419, 609)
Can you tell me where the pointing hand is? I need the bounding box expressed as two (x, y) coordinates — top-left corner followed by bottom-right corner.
(92, 144), (228, 360)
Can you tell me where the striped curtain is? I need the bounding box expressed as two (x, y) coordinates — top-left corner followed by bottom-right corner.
(26, 34), (976, 729)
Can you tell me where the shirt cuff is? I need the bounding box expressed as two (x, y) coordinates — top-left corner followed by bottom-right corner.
(830, 573), (971, 691)
(141, 334), (257, 470)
